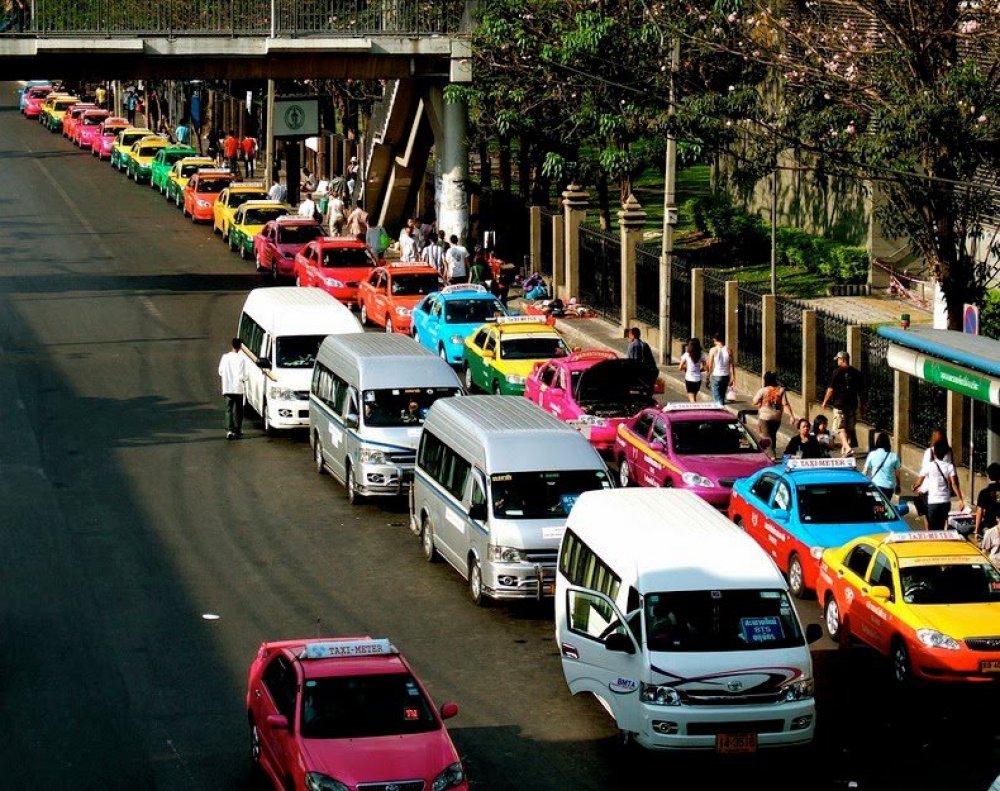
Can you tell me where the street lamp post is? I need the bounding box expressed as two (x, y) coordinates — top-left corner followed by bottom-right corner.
(658, 38), (681, 365)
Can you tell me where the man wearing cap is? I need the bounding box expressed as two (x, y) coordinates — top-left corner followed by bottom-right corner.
(821, 351), (865, 457)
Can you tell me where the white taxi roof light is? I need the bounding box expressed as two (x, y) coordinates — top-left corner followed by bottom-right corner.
(388, 262), (431, 268)
(784, 458), (857, 470)
(442, 284), (487, 294)
(884, 530), (965, 543)
(301, 638), (398, 659)
(662, 401), (726, 412)
(234, 181), (266, 188)
(567, 349), (618, 363)
(495, 315), (551, 325)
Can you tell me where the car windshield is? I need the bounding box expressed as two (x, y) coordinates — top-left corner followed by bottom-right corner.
(179, 163), (206, 177)
(500, 335), (569, 361)
(299, 673), (438, 740)
(274, 335), (326, 369)
(362, 387), (461, 427)
(899, 561), (1000, 605)
(277, 225), (322, 244)
(163, 150), (191, 165)
(229, 192), (265, 209)
(322, 247), (376, 268)
(83, 115), (108, 125)
(645, 589), (804, 652)
(197, 179), (230, 194)
(103, 126), (126, 136)
(138, 145), (161, 157)
(670, 419), (761, 455)
(54, 101), (76, 110)
(121, 133), (148, 146)
(443, 298), (506, 324)
(490, 469), (611, 519)
(241, 207), (284, 225)
(391, 273), (442, 297)
(797, 482), (897, 524)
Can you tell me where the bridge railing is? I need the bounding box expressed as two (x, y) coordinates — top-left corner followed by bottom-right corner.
(7, 0), (470, 36)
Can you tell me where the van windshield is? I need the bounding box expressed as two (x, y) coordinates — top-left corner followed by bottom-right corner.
(645, 589), (803, 653)
(362, 388), (461, 427)
(490, 469), (611, 519)
(275, 335), (327, 369)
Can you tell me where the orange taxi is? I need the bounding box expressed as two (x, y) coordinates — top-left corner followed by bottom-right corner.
(182, 169), (235, 223)
(358, 262), (443, 334)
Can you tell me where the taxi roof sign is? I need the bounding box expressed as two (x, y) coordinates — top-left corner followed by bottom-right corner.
(884, 530), (964, 543)
(442, 284), (487, 294)
(784, 458), (856, 470)
(300, 638), (397, 659)
(567, 349), (618, 363)
(233, 181), (266, 188)
(662, 401), (725, 412)
(496, 316), (550, 325)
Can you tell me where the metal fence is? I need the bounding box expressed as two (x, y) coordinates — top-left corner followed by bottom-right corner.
(736, 283), (764, 378)
(670, 257), (691, 343)
(961, 400), (994, 473)
(17, 0), (468, 35)
(578, 227), (621, 323)
(858, 326), (894, 433)
(813, 311), (849, 402)
(635, 246), (659, 327)
(538, 208), (556, 277)
(701, 271), (726, 350)
(908, 378), (948, 448)
(774, 297), (803, 394)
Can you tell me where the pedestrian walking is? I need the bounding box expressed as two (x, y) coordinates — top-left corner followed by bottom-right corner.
(222, 130), (239, 173)
(207, 127), (221, 165)
(94, 84), (107, 109)
(422, 230), (445, 275)
(706, 331), (736, 404)
(399, 225), (418, 262)
(678, 338), (706, 402)
(347, 202), (368, 237)
(468, 247), (491, 285)
(625, 327), (657, 372)
(752, 371), (794, 458)
(327, 192), (346, 235)
(912, 439), (965, 530)
(299, 192), (318, 221)
(863, 432), (901, 502)
(125, 89), (139, 125)
(174, 118), (191, 146)
(444, 235), (469, 283)
(268, 177), (287, 203)
(821, 350), (865, 457)
(975, 462), (1000, 544)
(218, 337), (248, 439)
(241, 134), (258, 178)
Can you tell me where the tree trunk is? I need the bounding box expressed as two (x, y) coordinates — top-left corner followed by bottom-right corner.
(595, 171), (611, 232)
(518, 134), (531, 200)
(478, 136), (492, 193)
(498, 138), (512, 194)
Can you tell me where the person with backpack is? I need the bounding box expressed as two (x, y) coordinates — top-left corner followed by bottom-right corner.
(626, 327), (657, 373)
(678, 338), (706, 402)
(752, 371), (794, 458)
(863, 431), (901, 502)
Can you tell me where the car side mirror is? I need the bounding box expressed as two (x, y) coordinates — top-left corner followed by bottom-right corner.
(265, 713), (289, 731)
(482, 351), (494, 360)
(468, 502), (487, 522)
(869, 585), (891, 601)
(895, 503), (910, 517)
(805, 623), (823, 644)
(439, 702), (459, 720)
(604, 632), (636, 655)
(758, 436), (772, 450)
(344, 412), (359, 429)
(649, 440), (665, 453)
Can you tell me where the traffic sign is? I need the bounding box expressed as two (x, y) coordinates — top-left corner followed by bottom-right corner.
(963, 303), (979, 335)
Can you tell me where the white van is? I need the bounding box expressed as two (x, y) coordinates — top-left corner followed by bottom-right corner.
(411, 396), (613, 606)
(555, 488), (821, 752)
(310, 333), (463, 503)
(237, 287), (362, 432)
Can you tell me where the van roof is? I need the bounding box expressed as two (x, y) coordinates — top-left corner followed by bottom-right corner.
(242, 287), (363, 337)
(567, 489), (785, 593)
(424, 396), (604, 473)
(317, 334), (462, 390)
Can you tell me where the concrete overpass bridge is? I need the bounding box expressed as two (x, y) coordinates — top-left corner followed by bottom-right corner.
(1, 0), (475, 237)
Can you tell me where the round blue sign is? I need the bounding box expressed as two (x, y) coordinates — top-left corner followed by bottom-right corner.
(963, 304), (979, 335)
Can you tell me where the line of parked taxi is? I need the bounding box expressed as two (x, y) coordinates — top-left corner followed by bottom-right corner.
(24, 80), (1000, 785)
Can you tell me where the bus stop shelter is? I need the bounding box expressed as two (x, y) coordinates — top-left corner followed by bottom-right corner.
(878, 326), (1000, 490)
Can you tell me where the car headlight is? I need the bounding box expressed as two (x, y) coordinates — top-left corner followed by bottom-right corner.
(780, 677), (814, 701)
(506, 374), (525, 385)
(576, 414), (608, 427)
(395, 306), (412, 316)
(916, 629), (961, 650)
(267, 385), (297, 401)
(640, 683), (682, 706)
(431, 763), (465, 791)
(681, 471), (714, 488)
(489, 545), (527, 563)
(305, 773), (349, 791)
(359, 447), (388, 465)
(450, 335), (465, 345)
(324, 277), (345, 288)
(196, 199), (211, 208)
(810, 546), (826, 560)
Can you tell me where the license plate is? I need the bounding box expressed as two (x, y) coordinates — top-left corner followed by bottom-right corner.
(980, 660), (1000, 673)
(715, 733), (758, 754)
(542, 583), (555, 595)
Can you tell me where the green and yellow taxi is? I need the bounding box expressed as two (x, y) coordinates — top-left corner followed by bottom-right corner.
(149, 145), (198, 193)
(213, 182), (270, 239)
(462, 316), (570, 395)
(41, 94), (79, 132)
(164, 156), (216, 206)
(37, 92), (71, 127)
(124, 135), (169, 183)
(227, 200), (289, 260)
(110, 127), (155, 171)
(817, 530), (1000, 684)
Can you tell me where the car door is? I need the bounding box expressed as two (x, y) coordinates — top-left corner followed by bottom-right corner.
(426, 297), (443, 347)
(465, 328), (489, 388)
(215, 189), (229, 231)
(647, 416), (673, 486)
(765, 479), (795, 571)
(306, 246), (323, 287)
(529, 362), (557, 409)
(619, 411), (654, 485)
(836, 542), (877, 645)
(252, 653), (298, 782)
(856, 549), (896, 652)
(558, 588), (644, 734)
(740, 472), (780, 547)
(481, 330), (500, 391)
(370, 270), (387, 323)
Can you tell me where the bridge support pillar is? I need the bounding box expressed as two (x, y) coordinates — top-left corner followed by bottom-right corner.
(436, 94), (469, 245)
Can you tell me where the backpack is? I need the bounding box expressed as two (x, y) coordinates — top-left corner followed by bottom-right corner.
(641, 341), (656, 369)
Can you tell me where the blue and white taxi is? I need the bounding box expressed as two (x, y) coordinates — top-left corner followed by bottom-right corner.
(409, 284), (509, 365)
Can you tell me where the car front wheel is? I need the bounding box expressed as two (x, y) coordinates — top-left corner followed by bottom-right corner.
(385, 318), (393, 334)
(824, 595), (842, 641)
(618, 459), (632, 488)
(891, 639), (913, 685)
(464, 365), (475, 392)
(788, 553), (806, 599)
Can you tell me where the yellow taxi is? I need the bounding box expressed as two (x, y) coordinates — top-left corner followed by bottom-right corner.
(817, 530), (1000, 684)
(227, 200), (289, 260)
(41, 94), (79, 132)
(213, 182), (270, 239)
(164, 156), (216, 206)
(110, 127), (155, 171)
(462, 315), (569, 395)
(124, 135), (169, 183)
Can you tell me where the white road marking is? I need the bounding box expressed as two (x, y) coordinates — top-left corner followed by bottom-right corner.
(139, 296), (164, 321)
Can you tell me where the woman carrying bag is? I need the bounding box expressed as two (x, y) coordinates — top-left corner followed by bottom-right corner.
(752, 371), (794, 460)
(863, 432), (901, 502)
(912, 439), (965, 530)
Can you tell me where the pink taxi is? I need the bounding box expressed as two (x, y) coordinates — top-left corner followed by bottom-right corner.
(247, 636), (467, 791)
(524, 349), (658, 452)
(74, 108), (110, 148)
(22, 85), (54, 118)
(91, 117), (129, 159)
(614, 402), (773, 508)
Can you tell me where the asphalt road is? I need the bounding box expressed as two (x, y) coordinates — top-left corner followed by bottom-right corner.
(1, 82), (997, 791)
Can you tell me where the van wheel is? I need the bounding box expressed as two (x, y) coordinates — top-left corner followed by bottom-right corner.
(360, 304), (370, 326)
(824, 595), (842, 641)
(421, 518), (439, 563)
(313, 436), (325, 475)
(468, 557), (487, 606)
(788, 553), (806, 599)
(618, 459), (632, 488)
(346, 462), (363, 505)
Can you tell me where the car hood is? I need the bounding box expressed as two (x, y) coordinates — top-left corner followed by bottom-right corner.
(301, 729), (457, 786)
(680, 454), (773, 483)
(913, 604), (1000, 640)
(575, 359), (658, 402)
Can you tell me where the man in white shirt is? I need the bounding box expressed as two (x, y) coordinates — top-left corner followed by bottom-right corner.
(218, 337), (248, 439)
(268, 178), (287, 203)
(327, 193), (346, 235)
(299, 193), (317, 221)
(444, 234), (468, 283)
(399, 226), (417, 262)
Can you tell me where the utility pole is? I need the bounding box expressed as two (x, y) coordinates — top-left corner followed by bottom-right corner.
(770, 165), (778, 295)
(265, 80), (275, 183)
(658, 38), (681, 365)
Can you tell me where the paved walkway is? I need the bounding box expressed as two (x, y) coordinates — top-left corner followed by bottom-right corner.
(805, 294), (932, 325)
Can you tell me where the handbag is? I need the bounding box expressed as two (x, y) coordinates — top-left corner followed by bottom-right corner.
(725, 384), (738, 403)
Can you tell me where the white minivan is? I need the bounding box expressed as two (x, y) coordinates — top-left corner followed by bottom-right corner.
(556, 488), (821, 752)
(237, 287), (362, 432)
(310, 333), (463, 503)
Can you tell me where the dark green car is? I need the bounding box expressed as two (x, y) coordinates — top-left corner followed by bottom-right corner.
(150, 146), (197, 193)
